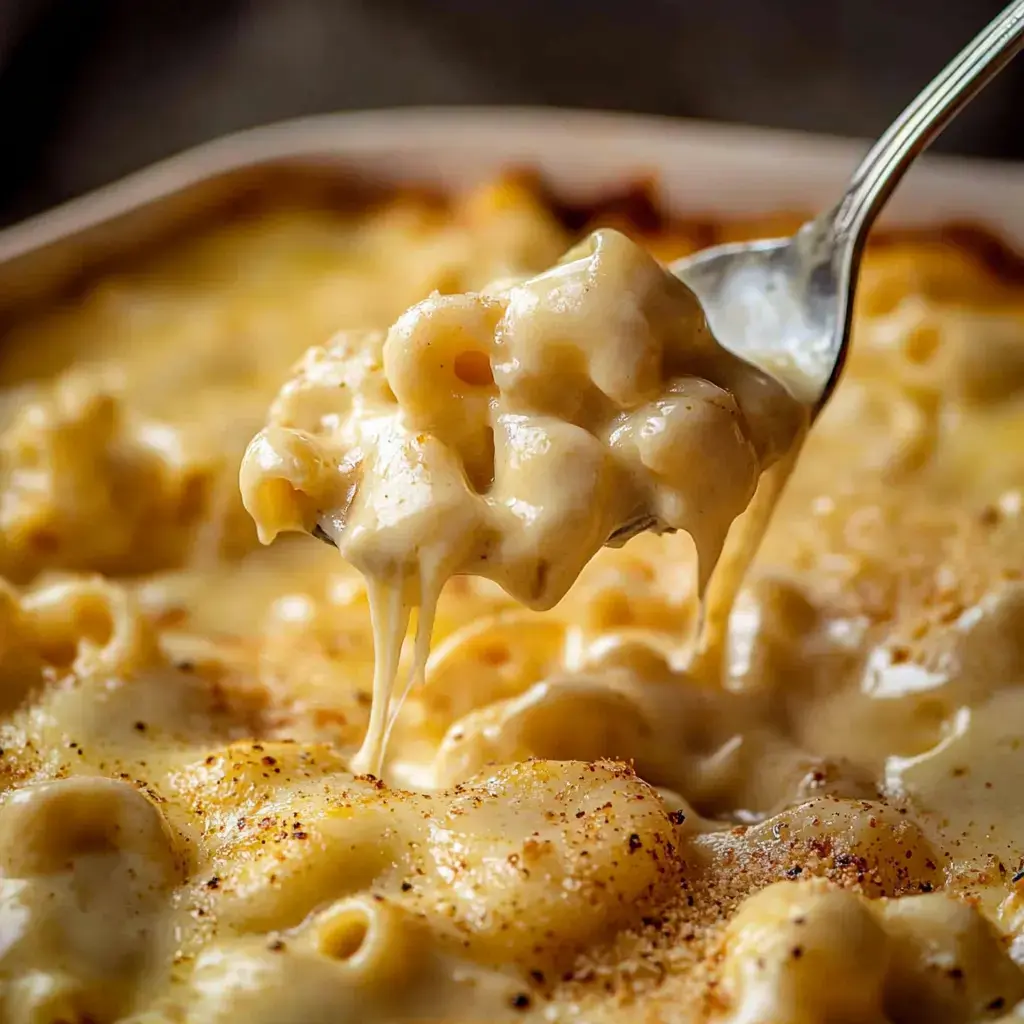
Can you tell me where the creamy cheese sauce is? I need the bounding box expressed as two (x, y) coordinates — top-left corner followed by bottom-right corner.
(0, 179), (1021, 1023)
(240, 227), (809, 775)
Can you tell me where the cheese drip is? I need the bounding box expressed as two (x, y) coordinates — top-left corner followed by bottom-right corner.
(241, 229), (809, 773)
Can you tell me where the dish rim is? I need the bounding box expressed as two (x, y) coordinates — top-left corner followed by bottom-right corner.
(3, 107), (1024, 256)
(1, 106), (1022, 315)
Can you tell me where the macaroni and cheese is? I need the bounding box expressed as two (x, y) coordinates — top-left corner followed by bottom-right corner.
(0, 176), (1021, 1023)
(239, 227), (808, 773)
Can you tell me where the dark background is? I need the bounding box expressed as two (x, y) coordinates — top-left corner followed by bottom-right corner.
(1, 0), (1021, 228)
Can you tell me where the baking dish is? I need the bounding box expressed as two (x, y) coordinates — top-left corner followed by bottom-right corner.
(1, 107), (1023, 316)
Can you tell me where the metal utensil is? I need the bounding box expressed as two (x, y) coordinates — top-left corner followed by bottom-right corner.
(310, 2), (1024, 555)
(607, 0), (1024, 547)
(676, 0), (1024, 416)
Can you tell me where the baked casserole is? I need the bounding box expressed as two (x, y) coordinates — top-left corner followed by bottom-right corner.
(0, 173), (1021, 1024)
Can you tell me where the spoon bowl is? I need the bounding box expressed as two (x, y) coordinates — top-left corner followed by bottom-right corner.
(673, 0), (1024, 423)
(605, 0), (1024, 547)
(673, 227), (849, 413)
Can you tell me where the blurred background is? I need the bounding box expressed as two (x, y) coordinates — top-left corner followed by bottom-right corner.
(1, 0), (1021, 227)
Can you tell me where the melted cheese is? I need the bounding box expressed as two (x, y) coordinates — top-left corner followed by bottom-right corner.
(240, 227), (808, 774)
(0, 178), (1020, 1023)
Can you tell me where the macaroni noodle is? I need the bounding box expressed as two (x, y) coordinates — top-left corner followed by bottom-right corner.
(240, 227), (808, 773)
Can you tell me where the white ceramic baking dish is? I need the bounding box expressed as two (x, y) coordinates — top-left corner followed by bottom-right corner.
(1, 107), (1022, 314)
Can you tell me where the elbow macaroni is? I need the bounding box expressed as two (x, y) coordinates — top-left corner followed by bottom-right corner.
(240, 227), (808, 773)
(0, 177), (1018, 1021)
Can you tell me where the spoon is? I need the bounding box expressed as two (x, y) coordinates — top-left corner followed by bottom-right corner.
(607, 0), (1024, 546)
(310, 3), (1024, 556)
(674, 0), (1024, 413)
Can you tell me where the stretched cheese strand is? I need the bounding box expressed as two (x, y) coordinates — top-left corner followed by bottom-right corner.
(241, 229), (809, 775)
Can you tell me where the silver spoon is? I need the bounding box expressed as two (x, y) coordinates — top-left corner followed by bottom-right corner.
(311, 3), (1024, 555)
(607, 0), (1024, 546)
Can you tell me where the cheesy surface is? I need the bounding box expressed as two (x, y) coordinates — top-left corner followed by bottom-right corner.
(0, 177), (1022, 1023)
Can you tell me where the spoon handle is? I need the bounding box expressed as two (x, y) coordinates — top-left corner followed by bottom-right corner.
(833, 0), (1024, 246)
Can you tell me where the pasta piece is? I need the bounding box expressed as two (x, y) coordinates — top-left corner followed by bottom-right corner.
(432, 677), (656, 786)
(184, 912), (519, 1024)
(860, 297), (1024, 406)
(0, 372), (219, 581)
(881, 893), (1024, 1024)
(310, 895), (425, 984)
(185, 939), (394, 1024)
(697, 797), (947, 898)
(410, 611), (568, 738)
(170, 740), (352, 851)
(719, 880), (891, 1024)
(0, 576), (156, 719)
(406, 759), (681, 972)
(726, 574), (822, 694)
(241, 228), (808, 773)
(204, 799), (405, 936)
(0, 778), (181, 1023)
(20, 576), (158, 677)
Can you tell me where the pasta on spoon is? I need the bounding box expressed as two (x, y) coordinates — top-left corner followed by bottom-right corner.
(240, 228), (809, 775)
